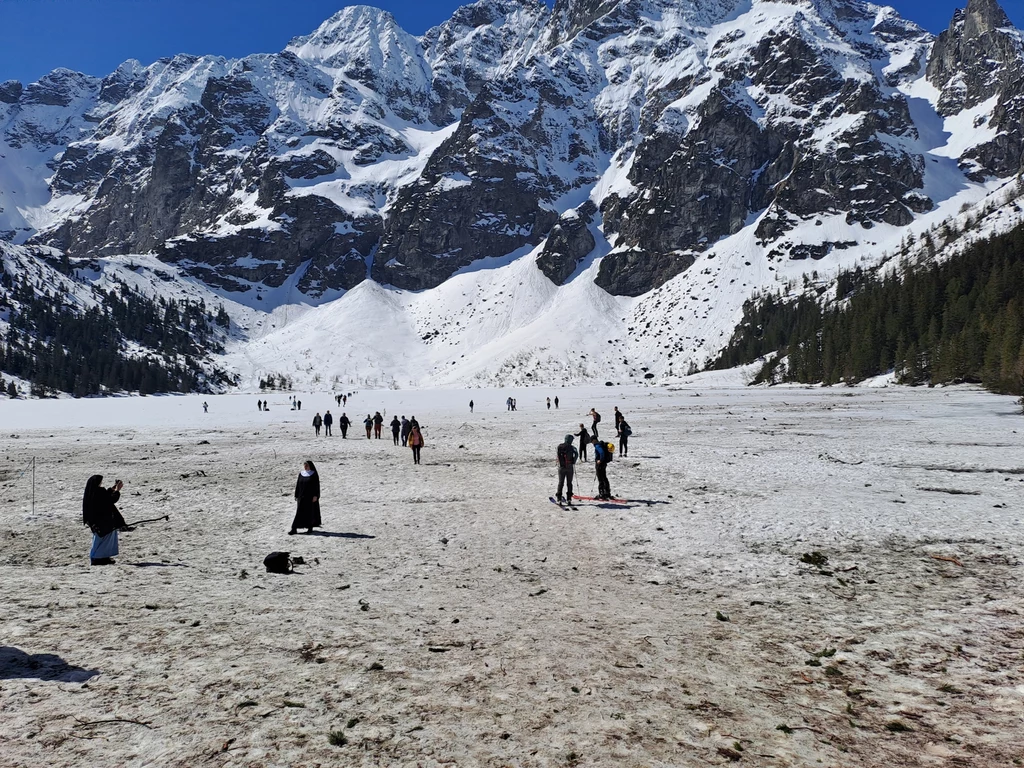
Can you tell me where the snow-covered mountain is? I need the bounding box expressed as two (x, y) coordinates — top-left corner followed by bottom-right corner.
(1, 0), (1023, 390)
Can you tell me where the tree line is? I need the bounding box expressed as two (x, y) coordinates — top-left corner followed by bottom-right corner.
(0, 267), (231, 397)
(712, 222), (1024, 395)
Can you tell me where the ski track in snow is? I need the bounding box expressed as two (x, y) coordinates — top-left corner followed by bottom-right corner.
(1, 384), (1023, 767)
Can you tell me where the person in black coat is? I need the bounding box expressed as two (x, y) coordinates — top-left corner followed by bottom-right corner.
(576, 423), (591, 461)
(339, 412), (351, 438)
(82, 475), (129, 565)
(289, 460), (321, 535)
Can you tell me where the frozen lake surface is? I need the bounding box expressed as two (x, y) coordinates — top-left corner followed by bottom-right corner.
(1, 384), (1022, 766)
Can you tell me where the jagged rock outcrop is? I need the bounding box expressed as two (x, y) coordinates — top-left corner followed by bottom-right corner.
(536, 201), (597, 284)
(926, 0), (1024, 178)
(0, 80), (22, 104)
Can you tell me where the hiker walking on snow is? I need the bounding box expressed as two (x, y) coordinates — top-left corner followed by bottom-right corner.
(288, 460), (321, 535)
(617, 417), (631, 458)
(555, 434), (578, 505)
(364, 415), (373, 439)
(373, 411), (384, 439)
(400, 416), (411, 446)
(339, 412), (351, 438)
(83, 475), (131, 566)
(576, 424), (591, 461)
(203, 401), (208, 413)
(312, 412), (323, 436)
(554, 396), (559, 409)
(390, 416), (401, 445)
(409, 425), (424, 464)
(593, 437), (613, 500)
(323, 410), (333, 436)
(589, 408), (601, 438)
(547, 397), (551, 410)
(469, 399), (474, 413)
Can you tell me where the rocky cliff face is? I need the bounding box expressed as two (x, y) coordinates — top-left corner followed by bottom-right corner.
(0, 0), (1021, 302)
(926, 0), (1024, 179)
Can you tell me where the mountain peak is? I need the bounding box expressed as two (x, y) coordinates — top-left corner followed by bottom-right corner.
(963, 0), (1013, 35)
(286, 5), (418, 66)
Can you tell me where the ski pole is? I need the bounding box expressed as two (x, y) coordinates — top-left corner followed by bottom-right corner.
(124, 515), (170, 526)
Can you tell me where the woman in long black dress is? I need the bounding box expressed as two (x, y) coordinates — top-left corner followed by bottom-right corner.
(289, 460), (321, 535)
(83, 474), (128, 565)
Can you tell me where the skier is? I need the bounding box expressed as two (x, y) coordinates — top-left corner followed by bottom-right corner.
(83, 475), (131, 565)
(555, 434), (578, 505)
(593, 436), (613, 500)
(546, 397), (551, 410)
(364, 414), (373, 439)
(589, 408), (601, 438)
(312, 412), (323, 436)
(400, 416), (411, 446)
(554, 396), (559, 409)
(576, 423), (591, 461)
(373, 411), (384, 439)
(339, 412), (351, 438)
(409, 425), (424, 464)
(288, 460), (321, 535)
(617, 417), (631, 457)
(323, 410), (333, 436)
(390, 415), (401, 445)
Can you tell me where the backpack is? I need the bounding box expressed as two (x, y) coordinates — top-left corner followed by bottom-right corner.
(621, 423), (632, 437)
(557, 443), (576, 467)
(263, 551), (292, 574)
(604, 442), (615, 461)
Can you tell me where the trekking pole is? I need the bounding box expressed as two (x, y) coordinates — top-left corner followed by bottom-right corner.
(124, 515), (171, 526)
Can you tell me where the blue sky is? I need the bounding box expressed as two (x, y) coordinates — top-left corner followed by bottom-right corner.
(0, 0), (1021, 85)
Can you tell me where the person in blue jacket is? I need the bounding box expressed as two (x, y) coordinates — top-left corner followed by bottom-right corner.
(592, 437), (612, 500)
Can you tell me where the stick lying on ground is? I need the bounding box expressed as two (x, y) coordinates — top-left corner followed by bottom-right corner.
(124, 515), (170, 527)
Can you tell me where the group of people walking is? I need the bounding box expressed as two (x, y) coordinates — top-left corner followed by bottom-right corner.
(310, 405), (425, 464)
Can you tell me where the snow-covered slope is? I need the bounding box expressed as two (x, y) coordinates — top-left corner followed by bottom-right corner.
(2, 0), (1024, 392)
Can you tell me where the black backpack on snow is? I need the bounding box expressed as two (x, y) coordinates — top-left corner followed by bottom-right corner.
(263, 551), (292, 574)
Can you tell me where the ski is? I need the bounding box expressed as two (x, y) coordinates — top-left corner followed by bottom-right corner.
(572, 495), (628, 504)
(549, 497), (577, 510)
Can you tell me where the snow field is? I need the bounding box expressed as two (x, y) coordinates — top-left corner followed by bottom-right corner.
(1, 385), (1023, 766)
